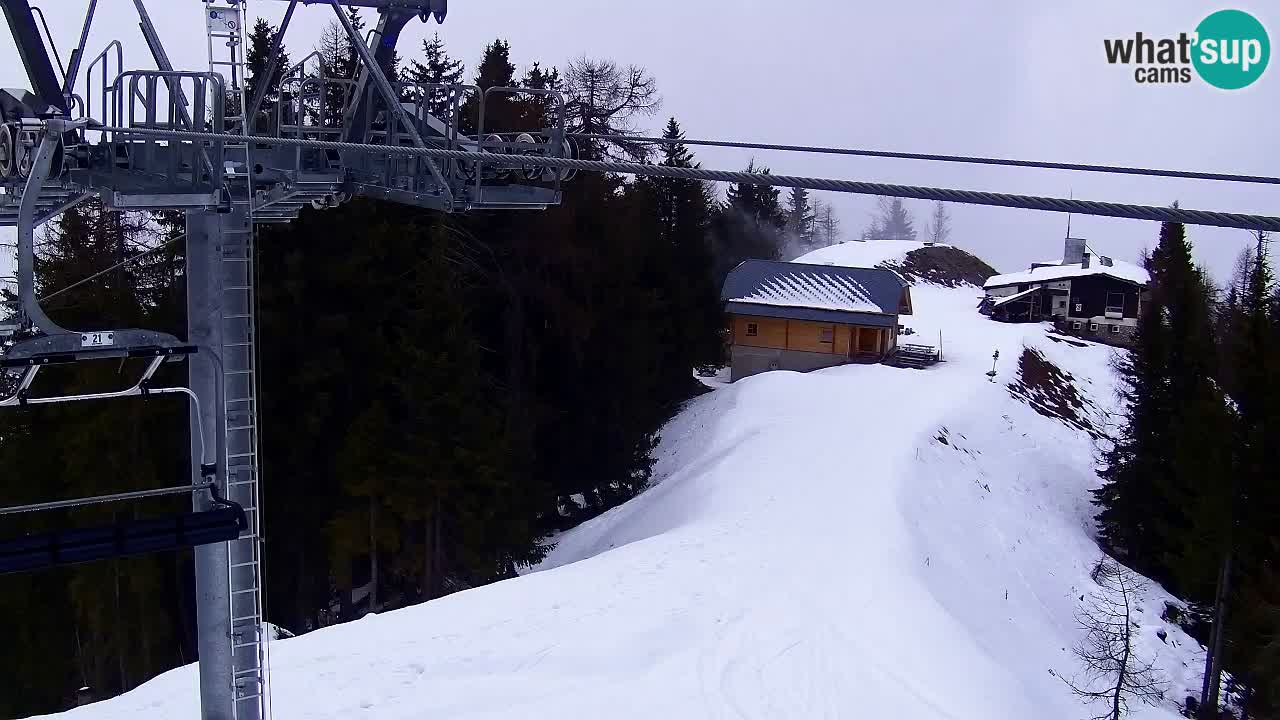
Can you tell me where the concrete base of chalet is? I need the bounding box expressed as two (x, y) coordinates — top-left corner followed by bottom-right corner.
(1052, 319), (1137, 348)
(730, 345), (882, 382)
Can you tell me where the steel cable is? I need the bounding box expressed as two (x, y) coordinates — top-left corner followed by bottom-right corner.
(93, 126), (1280, 232)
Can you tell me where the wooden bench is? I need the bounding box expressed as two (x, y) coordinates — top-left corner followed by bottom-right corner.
(887, 343), (941, 368)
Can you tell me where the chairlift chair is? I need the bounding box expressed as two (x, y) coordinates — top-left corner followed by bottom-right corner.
(0, 485), (247, 575)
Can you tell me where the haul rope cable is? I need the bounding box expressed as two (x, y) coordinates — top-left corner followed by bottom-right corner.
(568, 133), (1280, 186)
(89, 126), (1280, 232)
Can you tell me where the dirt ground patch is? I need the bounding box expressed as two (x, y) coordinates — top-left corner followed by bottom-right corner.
(881, 246), (997, 288)
(1006, 347), (1103, 438)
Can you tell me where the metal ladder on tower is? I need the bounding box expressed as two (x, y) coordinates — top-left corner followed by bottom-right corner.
(205, 2), (269, 719)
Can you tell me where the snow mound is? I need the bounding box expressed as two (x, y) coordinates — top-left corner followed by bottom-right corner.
(38, 284), (1205, 720)
(795, 240), (996, 289)
(794, 239), (932, 268)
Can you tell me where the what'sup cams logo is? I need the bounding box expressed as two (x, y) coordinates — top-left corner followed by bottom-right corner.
(1104, 9), (1269, 89)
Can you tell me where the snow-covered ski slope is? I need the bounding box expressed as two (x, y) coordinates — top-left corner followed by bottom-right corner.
(39, 241), (1206, 720)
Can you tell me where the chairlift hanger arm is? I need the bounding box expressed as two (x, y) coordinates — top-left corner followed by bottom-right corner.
(0, 481), (217, 516)
(0, 0), (68, 115)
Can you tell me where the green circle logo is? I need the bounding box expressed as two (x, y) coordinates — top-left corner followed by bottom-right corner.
(1193, 9), (1270, 89)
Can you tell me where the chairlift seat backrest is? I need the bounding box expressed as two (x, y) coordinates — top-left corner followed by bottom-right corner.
(0, 505), (246, 575)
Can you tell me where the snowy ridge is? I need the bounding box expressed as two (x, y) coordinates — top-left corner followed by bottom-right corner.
(40, 262), (1205, 720)
(793, 239), (934, 268)
(729, 269), (882, 313)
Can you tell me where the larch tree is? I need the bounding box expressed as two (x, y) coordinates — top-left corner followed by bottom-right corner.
(926, 201), (952, 244)
(562, 56), (660, 161)
(1062, 559), (1166, 720)
(812, 198), (842, 246)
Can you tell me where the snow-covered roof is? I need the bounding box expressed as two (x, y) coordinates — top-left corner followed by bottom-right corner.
(731, 270), (881, 313)
(990, 287), (1040, 307)
(984, 257), (1148, 289)
(721, 260), (907, 321)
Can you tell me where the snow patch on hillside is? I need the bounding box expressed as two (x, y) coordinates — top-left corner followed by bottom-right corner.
(37, 273), (1206, 720)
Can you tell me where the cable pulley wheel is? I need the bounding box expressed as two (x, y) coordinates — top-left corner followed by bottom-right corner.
(0, 126), (14, 179)
(16, 141), (33, 178)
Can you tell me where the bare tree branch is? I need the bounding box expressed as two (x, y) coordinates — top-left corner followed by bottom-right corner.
(563, 56), (661, 161)
(1060, 559), (1167, 720)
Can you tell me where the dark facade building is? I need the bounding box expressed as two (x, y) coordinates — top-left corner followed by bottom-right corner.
(721, 260), (913, 381)
(981, 238), (1149, 345)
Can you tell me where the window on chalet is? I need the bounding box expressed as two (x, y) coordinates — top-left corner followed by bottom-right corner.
(1072, 321), (1082, 330)
(1089, 323), (1099, 332)
(819, 327), (834, 343)
(746, 322), (759, 337)
(1110, 325), (1121, 334)
(1105, 291), (1125, 315)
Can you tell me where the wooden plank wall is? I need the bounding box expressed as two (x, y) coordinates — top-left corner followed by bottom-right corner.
(732, 315), (787, 349)
(786, 320), (837, 353)
(732, 314), (892, 357)
(834, 325), (852, 356)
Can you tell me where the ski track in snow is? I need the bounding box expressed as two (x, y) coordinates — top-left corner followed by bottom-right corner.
(34, 241), (1205, 720)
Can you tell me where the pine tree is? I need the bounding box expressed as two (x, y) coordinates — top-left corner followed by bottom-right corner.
(405, 32), (465, 120)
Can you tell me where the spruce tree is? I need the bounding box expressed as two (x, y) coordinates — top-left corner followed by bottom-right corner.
(785, 186), (816, 255)
(863, 196), (917, 241)
(1094, 220), (1231, 598)
(1217, 233), (1280, 716)
(517, 62), (561, 129)
(245, 18), (291, 131)
(461, 39), (517, 133)
(406, 31), (465, 119)
(710, 161), (786, 280)
(640, 118), (724, 375)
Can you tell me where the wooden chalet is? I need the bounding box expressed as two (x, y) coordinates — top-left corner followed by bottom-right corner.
(720, 260), (912, 381)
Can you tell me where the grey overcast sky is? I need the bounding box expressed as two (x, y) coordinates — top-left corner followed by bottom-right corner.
(2, 0), (1277, 281)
